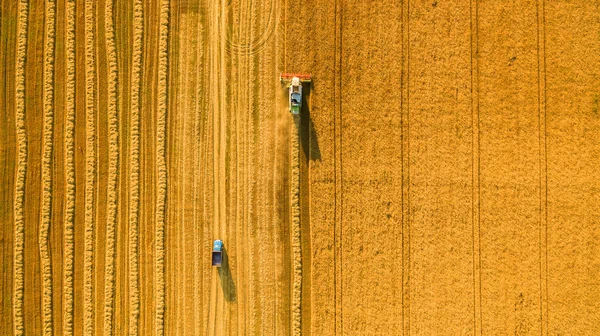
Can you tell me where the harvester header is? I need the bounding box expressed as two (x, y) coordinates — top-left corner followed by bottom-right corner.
(280, 73), (312, 82)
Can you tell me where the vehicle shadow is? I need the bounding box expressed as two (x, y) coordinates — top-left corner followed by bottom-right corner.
(218, 247), (237, 302)
(299, 84), (322, 162)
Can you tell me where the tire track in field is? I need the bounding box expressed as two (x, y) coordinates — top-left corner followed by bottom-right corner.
(333, 1), (344, 333)
(155, 0), (170, 334)
(270, 79), (279, 336)
(536, 0), (548, 332)
(180, 8), (200, 333)
(400, 0), (410, 333)
(231, 1), (248, 333)
(242, 1), (261, 333)
(200, 44), (211, 335)
(63, 1), (76, 334)
(104, 0), (120, 333)
(225, 0), (278, 55)
(194, 5), (208, 333)
(272, 14), (290, 334)
(208, 1), (232, 333)
(256, 2), (285, 332)
(469, 1), (481, 334)
(206, 1), (220, 334)
(218, 1), (228, 333)
(84, 1), (98, 334)
(223, 2), (241, 329)
(129, 0), (143, 334)
(257, 37), (270, 336)
(245, 0), (258, 332)
(182, 7), (200, 334)
(173, 10), (187, 335)
(399, 1), (411, 334)
(233, 0), (256, 333)
(176, 14), (189, 329)
(198, 7), (213, 331)
(40, 0), (56, 334)
(13, 1), (29, 334)
(256, 5), (277, 332)
(233, 2), (248, 332)
(253, 4), (268, 330)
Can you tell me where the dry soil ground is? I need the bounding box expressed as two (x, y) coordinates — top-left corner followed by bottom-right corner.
(1, 0), (600, 335)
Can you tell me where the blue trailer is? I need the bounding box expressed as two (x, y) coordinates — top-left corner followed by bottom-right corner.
(212, 240), (224, 267)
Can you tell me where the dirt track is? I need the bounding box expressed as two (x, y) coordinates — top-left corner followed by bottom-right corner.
(1, 0), (600, 335)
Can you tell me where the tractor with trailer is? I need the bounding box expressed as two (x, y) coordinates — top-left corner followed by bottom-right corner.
(280, 73), (311, 115)
(212, 239), (224, 267)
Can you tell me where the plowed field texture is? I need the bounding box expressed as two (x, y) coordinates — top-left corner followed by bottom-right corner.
(1, 0), (600, 335)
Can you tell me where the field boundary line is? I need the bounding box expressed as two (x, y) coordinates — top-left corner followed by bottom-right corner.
(536, 0), (548, 333)
(40, 0), (57, 334)
(470, 0), (482, 334)
(103, 0), (120, 334)
(155, 0), (170, 334)
(84, 0), (98, 334)
(63, 0), (77, 334)
(13, 0), (30, 334)
(128, 0), (143, 334)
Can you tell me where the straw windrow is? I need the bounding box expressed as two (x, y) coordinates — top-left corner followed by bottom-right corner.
(103, 0), (120, 333)
(155, 0), (170, 334)
(13, 1), (30, 333)
(128, 0), (143, 334)
(62, 1), (77, 334)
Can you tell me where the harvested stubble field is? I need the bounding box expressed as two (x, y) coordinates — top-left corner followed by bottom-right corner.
(1, 0), (600, 335)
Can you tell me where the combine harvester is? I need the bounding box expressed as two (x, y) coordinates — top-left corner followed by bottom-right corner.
(280, 73), (311, 114)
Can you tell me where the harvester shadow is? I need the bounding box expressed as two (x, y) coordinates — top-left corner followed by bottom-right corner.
(218, 248), (237, 302)
(298, 84), (321, 162)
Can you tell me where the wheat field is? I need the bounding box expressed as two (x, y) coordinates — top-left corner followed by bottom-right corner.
(1, 0), (600, 335)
